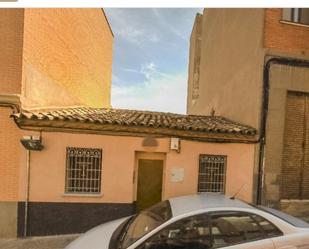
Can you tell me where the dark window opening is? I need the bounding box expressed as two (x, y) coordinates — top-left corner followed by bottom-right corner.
(282, 8), (309, 25)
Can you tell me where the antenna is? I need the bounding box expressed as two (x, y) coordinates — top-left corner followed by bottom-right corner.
(230, 184), (246, 200)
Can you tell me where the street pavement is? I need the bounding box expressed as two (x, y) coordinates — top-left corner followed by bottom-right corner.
(0, 234), (79, 249)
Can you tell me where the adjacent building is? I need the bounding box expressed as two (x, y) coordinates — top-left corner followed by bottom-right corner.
(0, 8), (258, 238)
(0, 8), (113, 237)
(187, 8), (309, 220)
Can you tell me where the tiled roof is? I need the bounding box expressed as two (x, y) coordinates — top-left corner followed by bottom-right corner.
(13, 107), (257, 142)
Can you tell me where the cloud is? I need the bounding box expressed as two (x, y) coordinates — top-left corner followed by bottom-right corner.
(111, 69), (187, 114)
(140, 62), (157, 80)
(105, 9), (161, 45)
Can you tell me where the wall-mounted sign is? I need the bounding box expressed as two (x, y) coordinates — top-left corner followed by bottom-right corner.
(171, 167), (184, 182)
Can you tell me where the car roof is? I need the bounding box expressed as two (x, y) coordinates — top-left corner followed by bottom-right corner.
(168, 193), (254, 217)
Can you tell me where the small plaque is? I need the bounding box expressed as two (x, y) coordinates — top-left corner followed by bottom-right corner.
(171, 168), (184, 182)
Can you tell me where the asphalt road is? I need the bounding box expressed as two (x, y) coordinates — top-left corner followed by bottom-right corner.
(0, 234), (79, 249)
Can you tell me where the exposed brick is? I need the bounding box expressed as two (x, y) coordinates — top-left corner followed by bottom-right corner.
(0, 108), (21, 201)
(264, 8), (309, 55)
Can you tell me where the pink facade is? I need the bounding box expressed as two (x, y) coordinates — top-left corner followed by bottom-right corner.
(18, 131), (256, 204)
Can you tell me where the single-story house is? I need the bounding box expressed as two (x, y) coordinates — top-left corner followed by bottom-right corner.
(5, 106), (258, 236)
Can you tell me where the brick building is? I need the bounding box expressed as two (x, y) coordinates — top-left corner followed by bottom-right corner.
(187, 8), (309, 220)
(0, 8), (113, 237)
(0, 8), (257, 238)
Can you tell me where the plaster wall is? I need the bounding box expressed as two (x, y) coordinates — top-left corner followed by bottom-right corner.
(17, 131), (256, 204)
(187, 9), (265, 129)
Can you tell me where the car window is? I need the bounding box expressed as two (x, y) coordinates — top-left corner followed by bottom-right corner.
(255, 205), (309, 228)
(137, 213), (211, 249)
(120, 200), (172, 249)
(251, 214), (283, 237)
(210, 212), (264, 248)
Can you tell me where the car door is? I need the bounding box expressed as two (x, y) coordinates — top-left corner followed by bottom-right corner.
(209, 211), (276, 249)
(272, 232), (309, 249)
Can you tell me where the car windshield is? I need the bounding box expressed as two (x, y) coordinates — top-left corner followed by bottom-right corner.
(119, 200), (172, 249)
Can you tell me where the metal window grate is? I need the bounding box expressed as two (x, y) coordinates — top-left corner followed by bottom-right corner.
(198, 154), (227, 193)
(65, 147), (102, 194)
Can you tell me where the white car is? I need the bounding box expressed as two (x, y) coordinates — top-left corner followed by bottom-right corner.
(66, 194), (309, 249)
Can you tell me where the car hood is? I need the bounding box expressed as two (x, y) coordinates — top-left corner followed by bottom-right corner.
(65, 217), (129, 249)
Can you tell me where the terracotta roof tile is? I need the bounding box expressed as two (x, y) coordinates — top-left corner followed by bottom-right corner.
(13, 107), (257, 140)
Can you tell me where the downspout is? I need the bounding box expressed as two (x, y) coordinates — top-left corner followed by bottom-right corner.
(24, 149), (31, 237)
(0, 94), (20, 113)
(257, 56), (309, 205)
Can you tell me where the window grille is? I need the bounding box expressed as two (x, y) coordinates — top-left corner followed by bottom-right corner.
(198, 154), (227, 193)
(65, 147), (102, 193)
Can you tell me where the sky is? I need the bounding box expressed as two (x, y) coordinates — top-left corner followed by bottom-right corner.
(105, 8), (203, 114)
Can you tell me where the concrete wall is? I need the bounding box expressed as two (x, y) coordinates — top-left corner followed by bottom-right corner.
(187, 9), (265, 130)
(0, 9), (24, 95)
(16, 131), (256, 204)
(0, 202), (17, 238)
(21, 9), (113, 109)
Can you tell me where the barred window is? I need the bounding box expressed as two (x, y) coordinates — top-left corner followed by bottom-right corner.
(198, 154), (227, 193)
(65, 147), (102, 194)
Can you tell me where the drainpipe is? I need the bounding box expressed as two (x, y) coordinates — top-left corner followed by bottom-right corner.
(257, 56), (309, 205)
(0, 94), (20, 113)
(24, 149), (31, 237)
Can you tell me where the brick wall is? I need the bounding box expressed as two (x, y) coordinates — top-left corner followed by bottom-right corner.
(0, 9), (24, 94)
(0, 108), (21, 201)
(22, 9), (113, 109)
(264, 8), (309, 55)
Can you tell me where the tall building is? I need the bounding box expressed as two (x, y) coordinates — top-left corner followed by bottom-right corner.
(0, 8), (113, 237)
(187, 8), (309, 219)
(0, 8), (113, 110)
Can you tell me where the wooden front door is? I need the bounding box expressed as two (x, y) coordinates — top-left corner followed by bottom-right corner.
(137, 159), (163, 211)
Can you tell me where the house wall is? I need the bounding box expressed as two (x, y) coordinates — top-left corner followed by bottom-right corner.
(21, 9), (113, 109)
(0, 9), (24, 94)
(263, 64), (309, 218)
(187, 8), (265, 130)
(15, 131), (255, 236)
(0, 108), (22, 238)
(262, 9), (309, 218)
(264, 9), (309, 56)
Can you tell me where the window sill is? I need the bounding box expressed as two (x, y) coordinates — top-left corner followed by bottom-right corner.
(63, 193), (103, 198)
(280, 20), (309, 29)
(281, 199), (309, 203)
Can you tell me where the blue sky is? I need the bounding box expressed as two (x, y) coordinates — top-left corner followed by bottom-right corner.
(105, 8), (202, 114)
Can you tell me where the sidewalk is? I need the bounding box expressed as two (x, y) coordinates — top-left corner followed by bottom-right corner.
(0, 234), (79, 249)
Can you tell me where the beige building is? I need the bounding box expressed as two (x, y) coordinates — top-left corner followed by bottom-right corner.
(0, 8), (257, 238)
(187, 8), (309, 219)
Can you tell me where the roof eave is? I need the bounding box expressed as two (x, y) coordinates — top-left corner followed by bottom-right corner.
(14, 118), (258, 144)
